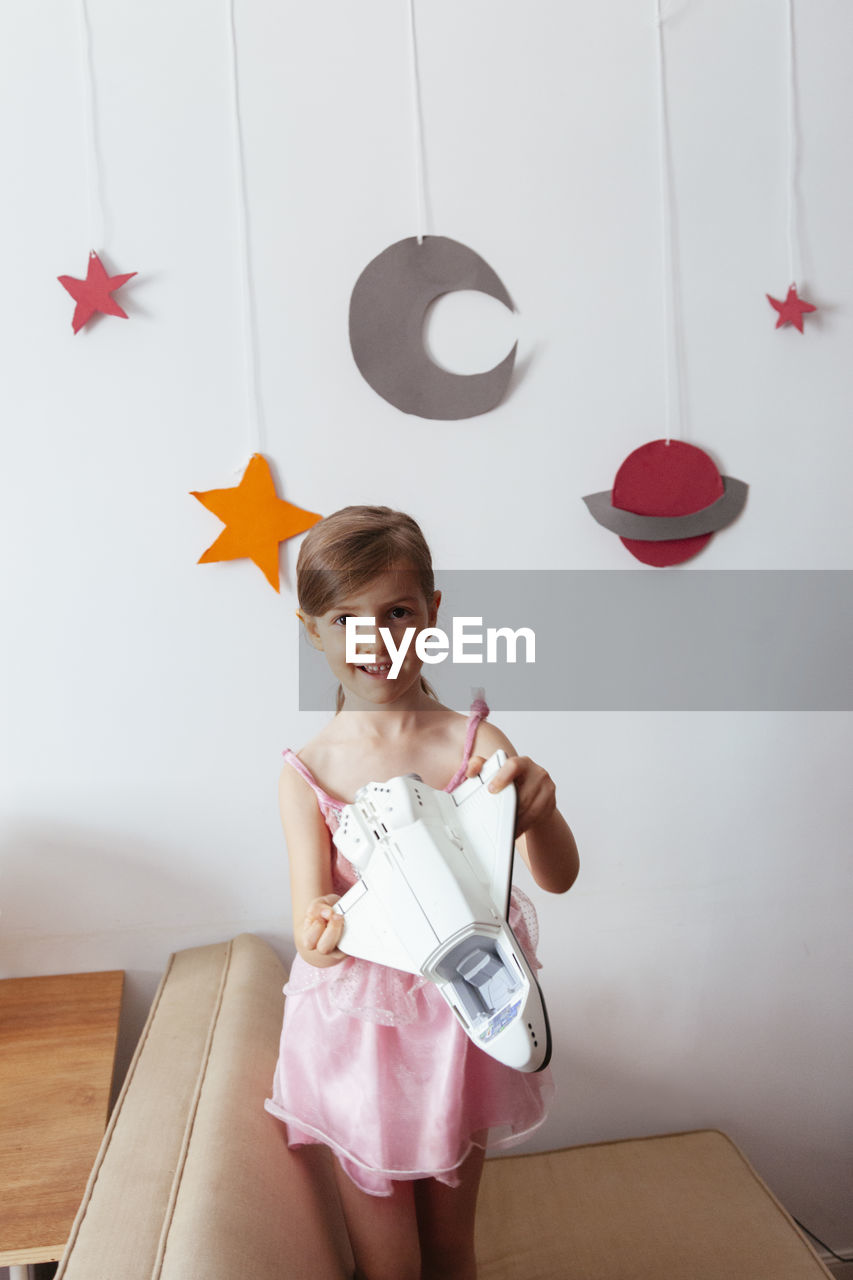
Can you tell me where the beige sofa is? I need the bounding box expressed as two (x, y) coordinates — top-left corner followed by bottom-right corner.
(56, 933), (833, 1280)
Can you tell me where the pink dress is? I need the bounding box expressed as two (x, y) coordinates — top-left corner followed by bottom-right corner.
(264, 700), (555, 1196)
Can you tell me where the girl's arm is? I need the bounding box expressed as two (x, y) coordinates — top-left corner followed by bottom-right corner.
(279, 763), (346, 967)
(466, 723), (580, 895)
(515, 808), (579, 895)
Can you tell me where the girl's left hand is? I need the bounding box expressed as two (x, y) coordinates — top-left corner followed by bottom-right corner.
(466, 754), (556, 839)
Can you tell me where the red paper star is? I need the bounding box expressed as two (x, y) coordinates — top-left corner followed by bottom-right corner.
(766, 284), (817, 333)
(58, 251), (137, 333)
(191, 453), (322, 592)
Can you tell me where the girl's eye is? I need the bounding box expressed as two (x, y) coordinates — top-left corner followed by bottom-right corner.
(332, 614), (351, 626)
(389, 606), (413, 620)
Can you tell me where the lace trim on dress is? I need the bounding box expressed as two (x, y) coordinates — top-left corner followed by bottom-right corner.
(283, 955), (432, 1025)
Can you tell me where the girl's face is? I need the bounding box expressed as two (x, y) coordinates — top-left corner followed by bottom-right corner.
(300, 564), (441, 709)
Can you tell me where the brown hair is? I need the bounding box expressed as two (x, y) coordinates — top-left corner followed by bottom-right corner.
(296, 506), (440, 711)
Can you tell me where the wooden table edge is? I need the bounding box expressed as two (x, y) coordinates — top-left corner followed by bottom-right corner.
(0, 1241), (67, 1265)
(0, 968), (126, 1268)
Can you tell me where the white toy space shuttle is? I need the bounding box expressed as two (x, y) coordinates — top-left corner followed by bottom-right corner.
(332, 750), (551, 1072)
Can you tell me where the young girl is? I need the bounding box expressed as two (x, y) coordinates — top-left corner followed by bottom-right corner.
(265, 506), (579, 1280)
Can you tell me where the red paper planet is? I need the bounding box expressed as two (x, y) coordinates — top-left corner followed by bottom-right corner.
(582, 440), (749, 567)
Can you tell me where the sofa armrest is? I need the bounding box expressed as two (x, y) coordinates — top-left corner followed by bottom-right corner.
(57, 934), (352, 1280)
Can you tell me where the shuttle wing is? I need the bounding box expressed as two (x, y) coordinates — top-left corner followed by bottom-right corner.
(332, 876), (422, 974)
(446, 750), (516, 919)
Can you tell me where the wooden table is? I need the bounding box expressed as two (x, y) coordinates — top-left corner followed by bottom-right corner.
(0, 970), (124, 1278)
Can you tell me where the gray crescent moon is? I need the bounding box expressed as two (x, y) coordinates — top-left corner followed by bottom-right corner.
(582, 476), (749, 540)
(349, 235), (518, 420)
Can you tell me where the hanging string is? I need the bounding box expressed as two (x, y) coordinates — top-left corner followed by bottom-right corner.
(76, 0), (107, 253)
(785, 0), (801, 287)
(406, 0), (428, 245)
(653, 0), (685, 445)
(226, 0), (266, 460)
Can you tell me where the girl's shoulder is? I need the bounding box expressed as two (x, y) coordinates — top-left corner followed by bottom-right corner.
(469, 714), (516, 759)
(280, 726), (348, 808)
(418, 705), (518, 790)
(286, 720), (336, 768)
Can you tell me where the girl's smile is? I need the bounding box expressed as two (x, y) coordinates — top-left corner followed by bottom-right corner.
(357, 661), (393, 677)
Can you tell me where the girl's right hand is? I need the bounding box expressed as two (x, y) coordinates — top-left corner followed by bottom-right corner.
(300, 894), (346, 961)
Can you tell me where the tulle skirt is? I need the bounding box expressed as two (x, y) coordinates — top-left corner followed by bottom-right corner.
(264, 888), (554, 1196)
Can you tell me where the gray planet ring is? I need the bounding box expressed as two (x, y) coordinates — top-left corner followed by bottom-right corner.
(582, 476), (749, 541)
(349, 235), (518, 420)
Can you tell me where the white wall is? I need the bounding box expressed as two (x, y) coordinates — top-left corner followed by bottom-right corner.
(1, 0), (851, 1259)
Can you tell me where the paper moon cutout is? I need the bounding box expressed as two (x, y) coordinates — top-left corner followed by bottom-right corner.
(583, 439), (748, 567)
(349, 235), (518, 420)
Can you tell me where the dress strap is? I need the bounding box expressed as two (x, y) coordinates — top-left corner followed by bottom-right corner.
(444, 695), (490, 793)
(281, 749), (343, 810)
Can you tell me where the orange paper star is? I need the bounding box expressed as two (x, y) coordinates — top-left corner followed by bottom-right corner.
(58, 250), (137, 333)
(191, 454), (321, 592)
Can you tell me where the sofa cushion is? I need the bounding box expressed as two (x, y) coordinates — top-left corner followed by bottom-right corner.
(474, 1129), (832, 1279)
(57, 934), (352, 1280)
